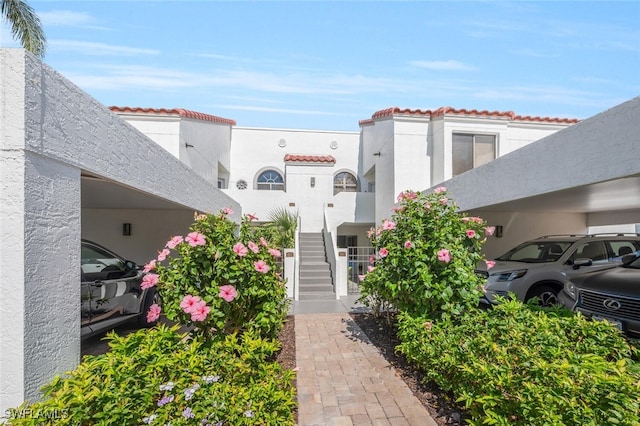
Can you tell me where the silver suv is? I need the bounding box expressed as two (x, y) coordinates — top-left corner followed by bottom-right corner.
(476, 234), (640, 306)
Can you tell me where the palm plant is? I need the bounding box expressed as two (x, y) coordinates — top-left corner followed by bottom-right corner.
(266, 207), (298, 249)
(1, 0), (46, 58)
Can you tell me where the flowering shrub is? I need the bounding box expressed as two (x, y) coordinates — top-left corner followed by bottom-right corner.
(359, 188), (494, 319)
(148, 209), (288, 340)
(9, 325), (296, 425)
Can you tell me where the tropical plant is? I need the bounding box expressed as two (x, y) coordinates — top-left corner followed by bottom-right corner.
(267, 206), (298, 249)
(358, 187), (494, 320)
(1, 0), (46, 57)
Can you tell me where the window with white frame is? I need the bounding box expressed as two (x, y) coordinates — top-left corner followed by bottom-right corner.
(452, 133), (496, 176)
(334, 172), (358, 195)
(256, 170), (285, 191)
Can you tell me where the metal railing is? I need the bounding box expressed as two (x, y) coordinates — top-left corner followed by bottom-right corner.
(347, 246), (375, 294)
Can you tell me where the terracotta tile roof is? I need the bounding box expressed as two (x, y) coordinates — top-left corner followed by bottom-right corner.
(284, 154), (336, 163)
(362, 106), (578, 125)
(109, 106), (236, 125)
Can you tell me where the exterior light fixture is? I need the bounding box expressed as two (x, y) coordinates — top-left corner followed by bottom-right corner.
(373, 152), (381, 156)
(495, 226), (503, 238)
(310, 177), (316, 187)
(123, 223), (132, 236)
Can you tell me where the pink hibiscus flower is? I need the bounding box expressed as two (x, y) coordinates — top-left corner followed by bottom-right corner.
(440, 197), (448, 205)
(146, 304), (161, 323)
(433, 186), (447, 194)
(379, 248), (389, 258)
(143, 259), (156, 273)
(166, 236), (184, 249)
(485, 260), (496, 270)
(466, 230), (476, 238)
(260, 237), (269, 247)
(367, 227), (375, 239)
(157, 248), (170, 262)
(233, 242), (248, 257)
(254, 260), (270, 274)
(141, 273), (159, 290)
(424, 202), (431, 210)
(185, 232), (206, 247)
(246, 213), (259, 221)
(437, 249), (451, 263)
(219, 285), (237, 302)
(367, 265), (376, 272)
(180, 295), (202, 313)
(404, 241), (413, 249)
(269, 248), (282, 258)
(485, 226), (496, 236)
(248, 241), (260, 253)
(382, 220), (396, 231)
(358, 274), (366, 282)
(221, 207), (234, 215)
(190, 301), (210, 322)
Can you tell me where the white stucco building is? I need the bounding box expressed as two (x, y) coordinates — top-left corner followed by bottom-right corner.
(2, 48), (639, 414)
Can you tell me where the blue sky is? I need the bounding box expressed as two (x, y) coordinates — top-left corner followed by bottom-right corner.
(2, 1), (639, 131)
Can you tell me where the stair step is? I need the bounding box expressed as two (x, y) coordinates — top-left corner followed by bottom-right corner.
(298, 292), (337, 301)
(298, 283), (334, 292)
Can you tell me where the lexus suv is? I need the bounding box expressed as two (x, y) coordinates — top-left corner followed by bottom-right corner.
(81, 240), (160, 339)
(476, 234), (640, 307)
(558, 252), (640, 337)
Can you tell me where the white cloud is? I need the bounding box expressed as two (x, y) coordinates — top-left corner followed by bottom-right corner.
(39, 10), (95, 27)
(49, 40), (159, 56)
(409, 60), (476, 71)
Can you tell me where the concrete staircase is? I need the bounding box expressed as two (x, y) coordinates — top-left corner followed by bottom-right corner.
(298, 233), (335, 300)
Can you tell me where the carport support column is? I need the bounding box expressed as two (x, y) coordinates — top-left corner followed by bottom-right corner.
(0, 150), (81, 413)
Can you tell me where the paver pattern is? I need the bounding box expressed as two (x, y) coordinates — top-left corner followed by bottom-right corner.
(295, 312), (438, 426)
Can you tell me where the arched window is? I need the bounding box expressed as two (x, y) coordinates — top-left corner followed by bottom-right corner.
(334, 172), (357, 195)
(256, 169), (285, 191)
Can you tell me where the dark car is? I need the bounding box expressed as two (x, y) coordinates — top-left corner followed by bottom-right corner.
(81, 240), (160, 339)
(558, 252), (640, 337)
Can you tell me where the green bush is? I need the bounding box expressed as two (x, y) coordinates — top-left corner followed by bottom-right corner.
(359, 188), (492, 319)
(397, 300), (640, 425)
(9, 324), (296, 425)
(149, 209), (289, 341)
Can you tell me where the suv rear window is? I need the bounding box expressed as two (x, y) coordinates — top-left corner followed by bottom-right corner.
(496, 241), (573, 263)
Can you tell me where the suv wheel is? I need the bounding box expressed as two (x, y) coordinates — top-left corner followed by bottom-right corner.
(527, 285), (559, 307)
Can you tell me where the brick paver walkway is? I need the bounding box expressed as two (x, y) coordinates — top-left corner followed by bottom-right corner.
(295, 313), (438, 426)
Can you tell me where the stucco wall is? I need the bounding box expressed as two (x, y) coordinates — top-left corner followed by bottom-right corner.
(441, 97), (640, 212)
(82, 209), (199, 265)
(0, 48), (240, 413)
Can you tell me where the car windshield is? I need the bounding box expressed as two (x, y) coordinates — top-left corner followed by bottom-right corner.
(496, 241), (573, 263)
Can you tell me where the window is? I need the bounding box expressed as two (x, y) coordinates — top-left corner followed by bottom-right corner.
(452, 133), (496, 176)
(337, 235), (357, 248)
(334, 172), (357, 195)
(256, 170), (284, 191)
(217, 178), (226, 189)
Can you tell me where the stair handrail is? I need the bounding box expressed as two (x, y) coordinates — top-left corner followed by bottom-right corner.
(322, 208), (339, 298)
(294, 215), (301, 300)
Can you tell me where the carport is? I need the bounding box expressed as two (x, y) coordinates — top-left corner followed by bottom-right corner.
(439, 97), (640, 258)
(0, 49), (240, 413)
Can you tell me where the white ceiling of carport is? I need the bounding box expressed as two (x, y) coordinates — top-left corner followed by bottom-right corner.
(81, 176), (189, 210)
(471, 175), (640, 213)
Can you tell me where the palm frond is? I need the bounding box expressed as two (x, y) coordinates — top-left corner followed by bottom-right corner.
(1, 0), (46, 58)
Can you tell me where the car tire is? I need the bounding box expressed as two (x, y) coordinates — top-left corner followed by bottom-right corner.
(527, 285), (559, 307)
(138, 288), (161, 327)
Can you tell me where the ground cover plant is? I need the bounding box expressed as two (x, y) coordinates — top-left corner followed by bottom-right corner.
(10, 325), (296, 425)
(397, 300), (640, 425)
(9, 209), (296, 425)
